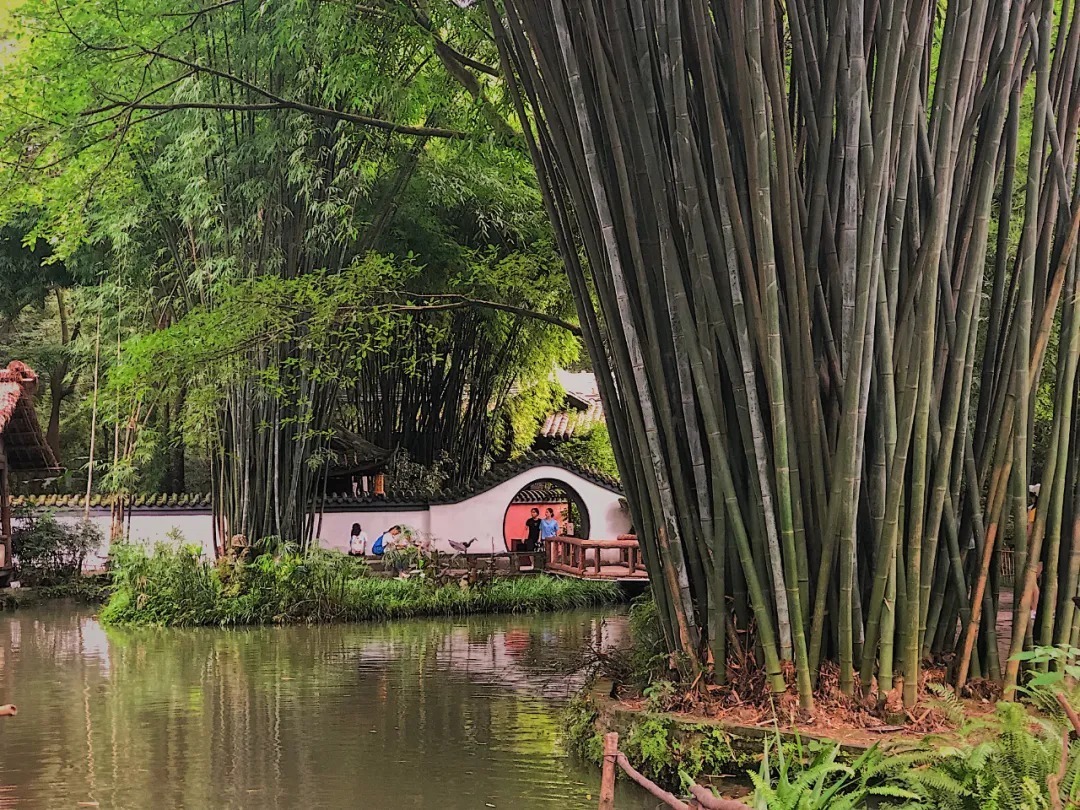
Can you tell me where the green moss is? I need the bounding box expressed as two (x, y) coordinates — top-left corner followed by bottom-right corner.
(683, 725), (749, 782)
(622, 717), (677, 782)
(562, 688), (604, 763)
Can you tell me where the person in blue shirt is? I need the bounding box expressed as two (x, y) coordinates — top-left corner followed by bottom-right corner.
(539, 509), (560, 545)
(371, 526), (401, 556)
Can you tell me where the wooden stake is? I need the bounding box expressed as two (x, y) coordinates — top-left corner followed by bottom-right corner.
(598, 732), (618, 810)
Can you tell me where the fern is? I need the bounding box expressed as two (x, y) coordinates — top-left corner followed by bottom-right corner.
(748, 701), (1080, 809)
(749, 735), (927, 810)
(926, 683), (966, 726)
(908, 702), (1076, 810)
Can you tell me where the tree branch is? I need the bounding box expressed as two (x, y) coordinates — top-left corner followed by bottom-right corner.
(89, 46), (475, 139)
(387, 294), (582, 335)
(50, 0), (474, 143)
(224, 291), (582, 337)
(400, 1), (518, 142)
(159, 0), (241, 17)
(403, 0), (500, 77)
(82, 99), (472, 139)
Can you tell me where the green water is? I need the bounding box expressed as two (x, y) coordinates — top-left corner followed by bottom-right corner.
(0, 605), (653, 809)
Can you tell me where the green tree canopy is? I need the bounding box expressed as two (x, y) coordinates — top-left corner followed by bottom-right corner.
(0, 0), (580, 542)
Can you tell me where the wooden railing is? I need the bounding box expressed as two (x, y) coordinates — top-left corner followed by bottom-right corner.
(545, 535), (648, 579)
(598, 732), (747, 810)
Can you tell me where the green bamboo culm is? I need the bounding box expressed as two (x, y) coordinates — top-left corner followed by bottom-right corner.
(492, 0), (1080, 708)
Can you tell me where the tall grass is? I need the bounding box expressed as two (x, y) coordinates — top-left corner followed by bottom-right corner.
(100, 544), (621, 627)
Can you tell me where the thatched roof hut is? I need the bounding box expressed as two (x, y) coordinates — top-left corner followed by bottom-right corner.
(0, 361), (61, 578)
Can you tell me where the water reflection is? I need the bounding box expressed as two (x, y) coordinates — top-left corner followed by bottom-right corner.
(0, 606), (652, 809)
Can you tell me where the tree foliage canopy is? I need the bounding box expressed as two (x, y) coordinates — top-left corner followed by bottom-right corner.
(0, 0), (581, 541)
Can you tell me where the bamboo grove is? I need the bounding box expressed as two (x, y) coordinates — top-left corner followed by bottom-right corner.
(491, 0), (1080, 706)
(346, 309), (545, 487)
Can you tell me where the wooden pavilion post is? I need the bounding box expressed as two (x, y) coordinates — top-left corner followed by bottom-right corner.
(0, 435), (10, 574)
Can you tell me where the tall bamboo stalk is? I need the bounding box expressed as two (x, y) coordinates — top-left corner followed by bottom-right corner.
(491, 0), (1080, 706)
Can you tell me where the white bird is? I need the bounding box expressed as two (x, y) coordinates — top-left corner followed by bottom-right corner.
(448, 538), (477, 555)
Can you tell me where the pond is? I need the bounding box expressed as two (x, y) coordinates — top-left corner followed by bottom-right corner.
(0, 605), (654, 809)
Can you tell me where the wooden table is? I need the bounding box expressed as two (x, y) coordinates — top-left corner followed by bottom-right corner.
(545, 535), (647, 580)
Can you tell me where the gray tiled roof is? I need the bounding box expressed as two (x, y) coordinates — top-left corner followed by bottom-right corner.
(14, 453), (621, 512)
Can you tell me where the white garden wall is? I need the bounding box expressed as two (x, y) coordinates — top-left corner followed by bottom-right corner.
(18, 460), (631, 566)
(427, 464), (629, 555)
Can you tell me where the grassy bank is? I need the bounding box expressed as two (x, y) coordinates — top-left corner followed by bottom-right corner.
(33, 576), (111, 603)
(100, 544), (620, 627)
(0, 576), (112, 611)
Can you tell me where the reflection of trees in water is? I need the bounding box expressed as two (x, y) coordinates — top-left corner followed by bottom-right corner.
(431, 612), (629, 701)
(0, 610), (118, 806)
(0, 607), (632, 809)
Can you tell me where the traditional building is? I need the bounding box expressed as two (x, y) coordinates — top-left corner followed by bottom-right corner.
(324, 427), (392, 496)
(0, 361), (61, 583)
(535, 369), (605, 448)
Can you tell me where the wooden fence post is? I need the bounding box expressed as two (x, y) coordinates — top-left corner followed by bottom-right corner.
(599, 732), (618, 810)
(594, 727), (748, 810)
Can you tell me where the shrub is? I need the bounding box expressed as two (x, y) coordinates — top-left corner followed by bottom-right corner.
(628, 596), (670, 682)
(557, 423), (620, 479)
(11, 511), (102, 585)
(747, 702), (1080, 809)
(100, 543), (620, 626)
(100, 541), (218, 625)
(618, 716), (744, 789)
(384, 451), (453, 493)
(590, 595), (674, 688)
